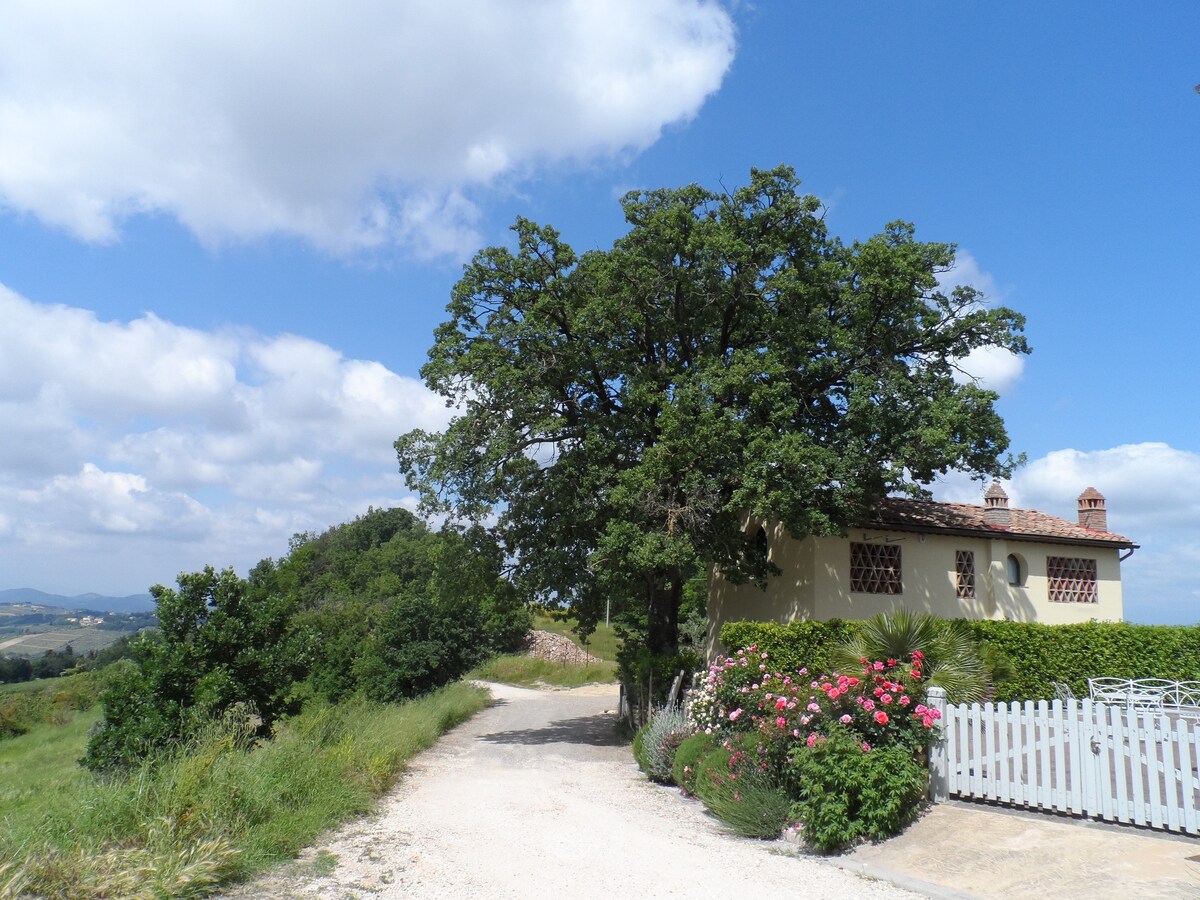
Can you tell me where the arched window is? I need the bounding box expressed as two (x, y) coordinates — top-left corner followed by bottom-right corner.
(754, 526), (770, 561)
(1006, 554), (1023, 586)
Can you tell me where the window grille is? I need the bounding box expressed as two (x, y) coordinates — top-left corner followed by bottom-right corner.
(955, 550), (975, 599)
(1046, 556), (1098, 603)
(850, 542), (902, 594)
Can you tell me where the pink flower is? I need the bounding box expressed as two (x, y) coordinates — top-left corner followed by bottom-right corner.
(881, 693), (893, 704)
(806, 733), (819, 747)
(776, 698), (787, 710)
(873, 661), (885, 671)
(729, 708), (743, 721)
(761, 652), (769, 659)
(807, 702), (821, 713)
(922, 716), (934, 727)
(776, 716), (787, 728)
(862, 698), (876, 712)
(899, 695), (911, 706)
(874, 710), (889, 725)
(862, 742), (872, 752)
(839, 714), (852, 725)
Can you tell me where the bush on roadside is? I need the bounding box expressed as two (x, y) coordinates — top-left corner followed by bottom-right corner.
(635, 705), (692, 784)
(788, 725), (928, 854)
(695, 761), (791, 839)
(671, 731), (716, 794)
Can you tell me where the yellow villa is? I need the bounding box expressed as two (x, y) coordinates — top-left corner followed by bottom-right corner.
(707, 485), (1137, 656)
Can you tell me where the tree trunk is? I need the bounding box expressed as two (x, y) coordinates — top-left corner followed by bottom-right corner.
(646, 569), (682, 657)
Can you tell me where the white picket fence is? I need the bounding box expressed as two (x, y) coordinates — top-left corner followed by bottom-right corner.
(926, 687), (1200, 834)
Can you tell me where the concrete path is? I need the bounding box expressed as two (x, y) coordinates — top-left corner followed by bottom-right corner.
(848, 799), (1200, 899)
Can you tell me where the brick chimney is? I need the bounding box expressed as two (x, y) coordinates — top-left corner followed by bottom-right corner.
(1077, 487), (1108, 532)
(983, 483), (1011, 528)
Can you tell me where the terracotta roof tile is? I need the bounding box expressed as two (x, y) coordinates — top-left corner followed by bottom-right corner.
(866, 497), (1136, 548)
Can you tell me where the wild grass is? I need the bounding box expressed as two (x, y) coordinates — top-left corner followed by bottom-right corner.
(0, 681), (489, 898)
(531, 614), (621, 662)
(471, 653), (617, 687)
(0, 671), (100, 739)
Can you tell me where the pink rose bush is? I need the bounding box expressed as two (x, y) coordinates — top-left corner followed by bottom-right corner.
(672, 644), (942, 851)
(686, 645), (941, 762)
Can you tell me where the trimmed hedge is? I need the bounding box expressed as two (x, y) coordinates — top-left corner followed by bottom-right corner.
(720, 619), (1200, 703)
(962, 620), (1200, 703)
(718, 619), (860, 676)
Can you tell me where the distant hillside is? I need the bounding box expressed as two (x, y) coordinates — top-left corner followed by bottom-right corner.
(0, 588), (156, 614)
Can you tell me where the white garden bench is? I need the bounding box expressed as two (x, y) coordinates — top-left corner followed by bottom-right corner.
(1087, 677), (1200, 718)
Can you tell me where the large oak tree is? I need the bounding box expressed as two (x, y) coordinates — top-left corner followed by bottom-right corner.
(397, 167), (1028, 655)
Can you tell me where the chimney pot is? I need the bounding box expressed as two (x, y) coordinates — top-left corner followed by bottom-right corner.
(983, 483), (1011, 528)
(1078, 487), (1108, 532)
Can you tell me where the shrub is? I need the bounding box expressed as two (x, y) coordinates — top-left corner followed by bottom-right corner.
(687, 646), (941, 757)
(788, 726), (928, 854)
(636, 705), (693, 784)
(830, 610), (990, 704)
(690, 737), (789, 838)
(632, 724), (648, 772)
(697, 765), (791, 839)
(351, 593), (489, 702)
(671, 731), (716, 794)
(962, 620), (1200, 702)
(719, 620), (860, 675)
(724, 617), (1200, 705)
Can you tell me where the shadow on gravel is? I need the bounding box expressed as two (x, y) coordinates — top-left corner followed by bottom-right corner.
(477, 714), (624, 747)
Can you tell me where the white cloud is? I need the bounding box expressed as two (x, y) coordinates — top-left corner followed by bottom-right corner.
(935, 250), (1025, 394)
(0, 284), (450, 593)
(0, 1), (735, 256)
(938, 249), (1001, 301)
(954, 345), (1025, 394)
(933, 443), (1200, 625)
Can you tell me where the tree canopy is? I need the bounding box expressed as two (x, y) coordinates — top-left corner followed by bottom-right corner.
(396, 166), (1028, 655)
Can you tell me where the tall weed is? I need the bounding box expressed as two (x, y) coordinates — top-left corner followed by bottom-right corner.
(0, 681), (489, 897)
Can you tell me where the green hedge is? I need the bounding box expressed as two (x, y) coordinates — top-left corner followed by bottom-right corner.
(962, 620), (1200, 703)
(718, 620), (860, 676)
(720, 618), (1200, 703)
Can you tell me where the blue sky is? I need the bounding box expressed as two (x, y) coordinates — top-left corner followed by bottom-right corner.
(0, 2), (1196, 623)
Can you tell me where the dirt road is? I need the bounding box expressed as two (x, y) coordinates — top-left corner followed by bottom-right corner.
(223, 682), (922, 899)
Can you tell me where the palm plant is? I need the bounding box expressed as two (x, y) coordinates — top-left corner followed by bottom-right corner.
(828, 610), (990, 704)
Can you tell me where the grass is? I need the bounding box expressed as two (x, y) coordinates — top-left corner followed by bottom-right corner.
(531, 614), (621, 661)
(0, 671), (101, 738)
(471, 654), (618, 687)
(0, 681), (490, 898)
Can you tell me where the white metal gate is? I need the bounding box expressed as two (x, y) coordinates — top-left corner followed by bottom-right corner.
(926, 687), (1200, 834)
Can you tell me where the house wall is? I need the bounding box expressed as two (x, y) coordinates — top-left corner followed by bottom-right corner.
(706, 524), (1125, 658)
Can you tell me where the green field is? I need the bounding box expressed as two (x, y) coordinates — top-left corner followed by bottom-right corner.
(0, 627), (127, 657)
(0, 710), (100, 825)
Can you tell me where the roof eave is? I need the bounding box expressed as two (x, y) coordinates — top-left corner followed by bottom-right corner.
(862, 520), (1137, 551)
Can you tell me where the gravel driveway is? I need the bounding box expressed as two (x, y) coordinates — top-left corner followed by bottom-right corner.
(223, 682), (923, 899)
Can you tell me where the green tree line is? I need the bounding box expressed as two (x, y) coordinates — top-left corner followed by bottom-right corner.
(84, 508), (530, 770)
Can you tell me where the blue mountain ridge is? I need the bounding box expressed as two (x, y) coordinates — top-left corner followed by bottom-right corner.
(0, 587), (155, 613)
